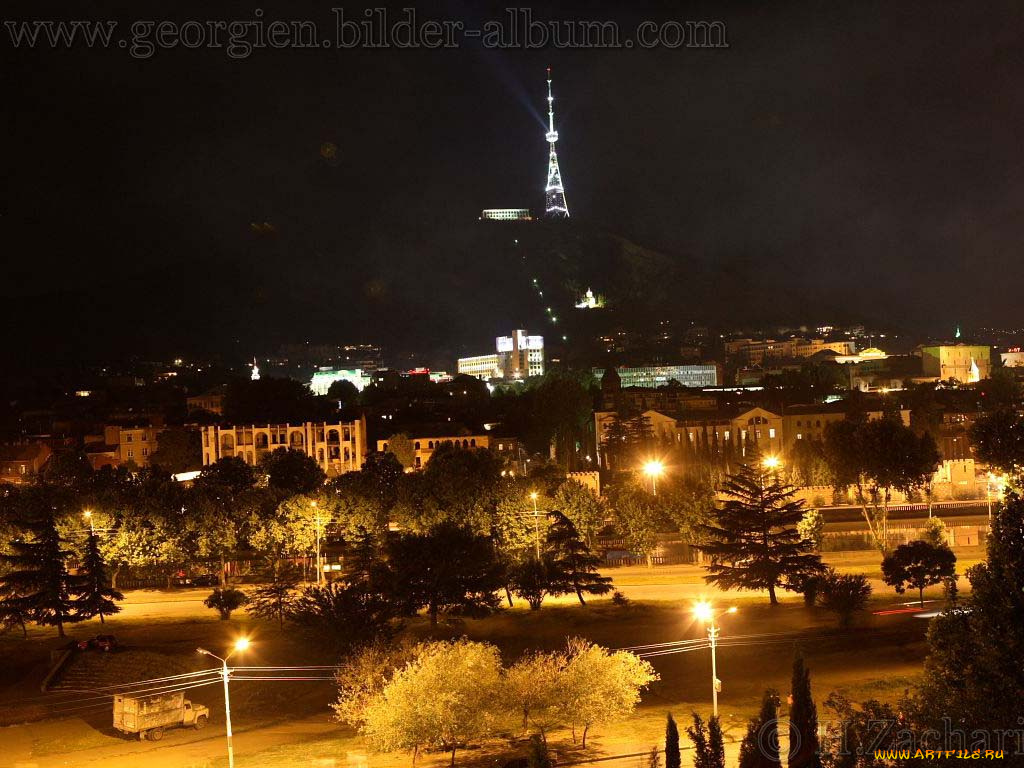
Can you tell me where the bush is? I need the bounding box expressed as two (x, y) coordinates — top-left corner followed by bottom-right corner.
(818, 570), (871, 628)
(203, 588), (248, 620)
(612, 589), (630, 607)
(288, 582), (399, 653)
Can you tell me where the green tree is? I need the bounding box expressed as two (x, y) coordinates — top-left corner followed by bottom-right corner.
(203, 588), (248, 620)
(687, 712), (726, 768)
(916, 492), (1024, 734)
(789, 651), (822, 768)
(699, 462), (824, 605)
(505, 649), (567, 735)
(388, 523), (504, 625)
(360, 639), (504, 766)
(969, 408), (1024, 479)
(260, 448), (326, 495)
(553, 479), (605, 546)
(918, 516), (947, 548)
(665, 713), (681, 768)
(288, 581), (399, 653)
(325, 378), (360, 405)
(148, 427), (202, 474)
(824, 416), (940, 552)
(246, 563), (300, 628)
(881, 540), (956, 607)
(737, 691), (780, 768)
(558, 637), (660, 748)
(817, 569), (871, 628)
(190, 458), (259, 586)
(509, 555), (556, 610)
(0, 511), (81, 637)
(74, 532), (124, 624)
(383, 433), (416, 471)
(545, 511), (612, 605)
(610, 485), (661, 568)
(797, 509), (825, 551)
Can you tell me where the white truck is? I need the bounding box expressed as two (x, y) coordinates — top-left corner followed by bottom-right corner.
(113, 691), (209, 741)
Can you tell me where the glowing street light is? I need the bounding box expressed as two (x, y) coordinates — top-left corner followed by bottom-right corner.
(986, 472), (1008, 522)
(83, 509), (94, 535)
(693, 601), (737, 717)
(197, 638), (251, 768)
(643, 460), (665, 495)
(762, 455), (781, 471)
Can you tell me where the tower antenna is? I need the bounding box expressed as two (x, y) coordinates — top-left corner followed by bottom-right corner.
(544, 67), (569, 218)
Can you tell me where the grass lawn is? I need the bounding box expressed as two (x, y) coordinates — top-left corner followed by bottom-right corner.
(0, 542), (966, 767)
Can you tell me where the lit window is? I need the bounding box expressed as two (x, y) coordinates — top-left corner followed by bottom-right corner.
(769, 428), (776, 439)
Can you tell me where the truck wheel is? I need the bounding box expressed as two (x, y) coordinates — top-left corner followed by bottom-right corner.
(194, 715), (208, 730)
(149, 727), (164, 741)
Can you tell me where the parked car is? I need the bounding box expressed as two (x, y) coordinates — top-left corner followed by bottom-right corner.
(77, 634), (118, 652)
(173, 573), (219, 587)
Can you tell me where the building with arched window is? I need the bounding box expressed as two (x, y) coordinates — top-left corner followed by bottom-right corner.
(200, 418), (367, 477)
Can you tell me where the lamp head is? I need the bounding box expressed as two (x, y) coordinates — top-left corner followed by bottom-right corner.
(693, 600), (713, 622)
(529, 491), (539, 501)
(233, 637), (250, 653)
(643, 460), (665, 478)
(762, 455), (781, 470)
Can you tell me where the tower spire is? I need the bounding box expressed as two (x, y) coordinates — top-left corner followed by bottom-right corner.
(544, 67), (569, 218)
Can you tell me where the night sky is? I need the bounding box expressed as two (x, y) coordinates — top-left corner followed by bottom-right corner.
(3, 1), (1023, 364)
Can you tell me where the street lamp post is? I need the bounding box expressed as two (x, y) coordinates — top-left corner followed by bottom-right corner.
(693, 601), (737, 718)
(643, 460), (665, 496)
(529, 492), (541, 558)
(197, 638), (250, 768)
(83, 510), (94, 535)
(311, 500), (323, 585)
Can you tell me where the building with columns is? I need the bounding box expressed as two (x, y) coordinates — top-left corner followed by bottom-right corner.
(200, 418), (367, 478)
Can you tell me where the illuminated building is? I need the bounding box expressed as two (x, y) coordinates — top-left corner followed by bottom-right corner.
(593, 364), (719, 390)
(544, 67), (569, 218)
(103, 425), (163, 467)
(310, 368), (369, 395)
(1002, 348), (1024, 367)
(0, 443), (52, 485)
(456, 354), (504, 380)
(480, 208), (532, 221)
(187, 389), (224, 415)
(201, 419), (367, 478)
(250, 358), (260, 381)
(575, 288), (605, 309)
(919, 344), (991, 383)
(377, 434), (520, 470)
(458, 330), (545, 380)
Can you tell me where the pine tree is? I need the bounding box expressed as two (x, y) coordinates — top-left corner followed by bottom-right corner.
(545, 512), (612, 605)
(699, 462), (824, 604)
(788, 651), (821, 768)
(737, 690), (781, 768)
(665, 712), (681, 768)
(918, 490), (1024, 732)
(707, 716), (725, 768)
(75, 532), (124, 624)
(0, 514), (81, 637)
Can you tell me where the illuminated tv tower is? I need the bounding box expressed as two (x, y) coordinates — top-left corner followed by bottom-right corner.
(544, 67), (569, 218)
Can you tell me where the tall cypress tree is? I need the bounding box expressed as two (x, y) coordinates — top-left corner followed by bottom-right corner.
(0, 514), (81, 637)
(545, 512), (612, 605)
(738, 690), (781, 768)
(665, 712), (681, 768)
(75, 532), (124, 624)
(788, 650), (821, 768)
(699, 462), (824, 604)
